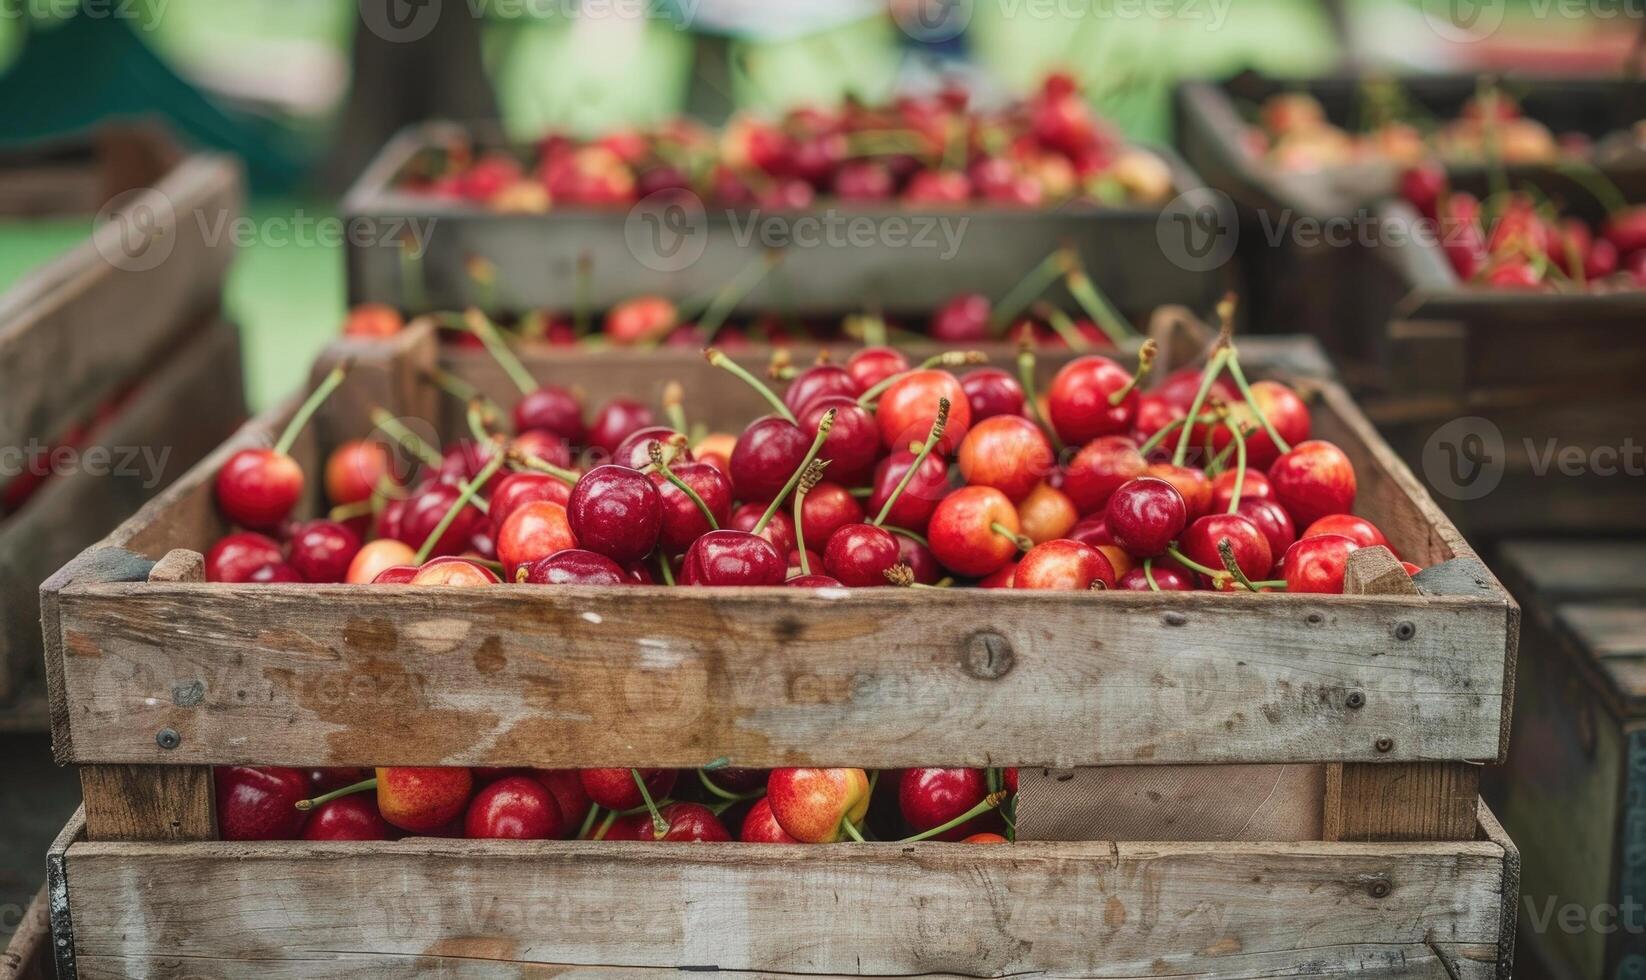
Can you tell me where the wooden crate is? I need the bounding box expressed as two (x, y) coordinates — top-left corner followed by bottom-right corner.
(1493, 540), (1646, 980)
(0, 125), (248, 711)
(0, 886), (49, 980)
(39, 311), (1520, 978)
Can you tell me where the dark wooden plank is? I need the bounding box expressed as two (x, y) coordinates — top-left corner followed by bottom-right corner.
(1497, 541), (1646, 604)
(0, 884), (50, 980)
(1557, 604), (1646, 711)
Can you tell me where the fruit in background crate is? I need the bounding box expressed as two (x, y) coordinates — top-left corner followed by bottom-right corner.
(216, 766), (310, 841)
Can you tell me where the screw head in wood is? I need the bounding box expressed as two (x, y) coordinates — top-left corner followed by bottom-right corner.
(1345, 691), (1365, 709)
(1368, 879), (1392, 899)
(1392, 621), (1416, 641)
(155, 728), (182, 750)
(1374, 736), (1393, 753)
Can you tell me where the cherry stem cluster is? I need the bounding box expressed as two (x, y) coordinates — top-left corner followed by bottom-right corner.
(872, 398), (949, 526)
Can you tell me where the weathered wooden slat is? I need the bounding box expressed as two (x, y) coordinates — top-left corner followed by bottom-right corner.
(1016, 763), (1325, 842)
(0, 884), (51, 980)
(59, 822), (1509, 979)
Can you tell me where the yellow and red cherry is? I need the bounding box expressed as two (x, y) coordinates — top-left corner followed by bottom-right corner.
(767, 768), (871, 843)
(496, 500), (577, 578)
(1014, 540), (1117, 590)
(1268, 440), (1357, 528)
(1017, 482), (1079, 544)
(958, 415), (1055, 503)
(929, 486), (1025, 578)
(324, 439), (393, 507)
(347, 539), (417, 584)
(1145, 462), (1213, 522)
(409, 557), (500, 586)
(1212, 469), (1272, 511)
(489, 472), (571, 535)
(740, 798), (800, 842)
(876, 370), (971, 454)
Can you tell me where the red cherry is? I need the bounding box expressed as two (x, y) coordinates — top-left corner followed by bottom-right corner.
(399, 481), (486, 558)
(566, 465), (663, 564)
(867, 450), (950, 532)
(324, 440), (392, 506)
(496, 500), (578, 577)
(612, 426), (689, 471)
(206, 532), (284, 583)
(930, 293), (991, 343)
(1144, 462), (1213, 522)
(465, 775), (563, 840)
(1235, 498), (1298, 559)
(957, 416), (1055, 502)
(1104, 477), (1186, 557)
(249, 562), (304, 583)
(216, 448), (304, 529)
(960, 368), (1024, 421)
(604, 296), (679, 345)
(728, 503), (797, 557)
(651, 461), (733, 555)
(904, 169), (973, 204)
(1267, 441), (1357, 528)
(1117, 563), (1196, 591)
(798, 482), (865, 549)
(1045, 356), (1136, 446)
(822, 523), (901, 587)
(741, 797), (800, 842)
(287, 519), (362, 584)
(1014, 540), (1116, 590)
(409, 556), (501, 586)
(588, 399), (655, 457)
(1181, 513), (1273, 583)
(302, 795), (391, 841)
(371, 565), (419, 585)
(784, 364), (860, 415)
(489, 472), (572, 535)
(1064, 436), (1147, 515)
(802, 396), (880, 485)
(929, 486), (1022, 578)
(835, 160), (895, 201)
(531, 770), (593, 836)
(1303, 514), (1389, 551)
(513, 386), (586, 443)
(521, 549), (627, 585)
(1282, 534), (1360, 594)
(681, 530), (786, 586)
(899, 768), (999, 842)
(876, 370), (971, 454)
(579, 768), (677, 811)
(730, 417), (810, 503)
(215, 766), (309, 841)
(1211, 469), (1272, 511)
(845, 347), (909, 392)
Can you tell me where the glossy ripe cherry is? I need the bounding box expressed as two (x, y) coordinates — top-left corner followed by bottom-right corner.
(876, 370), (971, 454)
(741, 797), (800, 843)
(1212, 469), (1272, 512)
(899, 768), (999, 842)
(496, 500), (578, 577)
(845, 347), (909, 392)
(513, 385), (586, 443)
(869, 450), (950, 534)
(1104, 477), (1186, 557)
(640, 803), (734, 842)
(249, 563), (304, 583)
(522, 549), (626, 585)
(512, 429), (573, 470)
(730, 417), (810, 503)
(1063, 436), (1147, 514)
(1268, 440), (1357, 528)
(960, 367), (1024, 421)
(216, 448), (305, 529)
(1045, 356), (1136, 446)
(651, 459), (733, 554)
(784, 364), (860, 415)
(895, 534), (942, 584)
(302, 795), (392, 841)
(465, 775), (563, 840)
(409, 557), (500, 587)
(1118, 563), (1196, 591)
(399, 481), (485, 558)
(215, 766), (309, 841)
(929, 486), (1023, 578)
(1282, 534), (1360, 594)
(1145, 462), (1213, 522)
(489, 472), (572, 534)
(371, 767), (474, 834)
(587, 398), (655, 457)
(580, 768), (677, 811)
(287, 519), (362, 584)
(1181, 513), (1273, 583)
(531, 770), (593, 836)
(799, 482), (864, 549)
(1303, 514), (1389, 551)
(767, 768), (872, 843)
(1228, 381), (1311, 469)
(567, 465), (662, 564)
(1015, 540), (1117, 590)
(206, 532), (284, 583)
(958, 416), (1054, 502)
(930, 293), (991, 343)
(1235, 498), (1298, 559)
(1016, 482), (1079, 544)
(325, 439), (393, 506)
(681, 529), (786, 586)
(822, 523), (901, 587)
(613, 426), (689, 471)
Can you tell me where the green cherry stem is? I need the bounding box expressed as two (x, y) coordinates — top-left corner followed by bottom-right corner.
(1166, 544), (1227, 583)
(1065, 266), (1136, 345)
(591, 809), (620, 841)
(840, 818), (869, 843)
(706, 348), (796, 424)
(1108, 339), (1158, 407)
(1143, 557), (1161, 592)
(1016, 345), (1065, 454)
(696, 769), (767, 803)
(650, 441), (719, 530)
(872, 399), (948, 526)
(370, 408), (444, 470)
(793, 459), (829, 575)
(1226, 355), (1292, 456)
(575, 803), (602, 840)
(413, 446), (505, 564)
(1172, 348), (1230, 468)
(885, 525), (929, 548)
(274, 362), (350, 457)
(509, 448), (579, 486)
(630, 768), (669, 840)
(753, 410), (836, 534)
(662, 381), (688, 435)
(989, 247), (1071, 335)
(466, 308), (539, 396)
(1224, 419), (1248, 515)
(896, 791), (1010, 844)
(294, 777), (376, 812)
(657, 552), (676, 586)
(856, 351), (986, 410)
(991, 522), (1034, 553)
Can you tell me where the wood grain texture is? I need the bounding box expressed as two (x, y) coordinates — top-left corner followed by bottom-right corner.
(0, 885), (50, 980)
(53, 584), (1509, 769)
(0, 316), (244, 700)
(1557, 604), (1646, 709)
(1016, 764), (1325, 842)
(78, 765), (215, 843)
(58, 825), (1510, 979)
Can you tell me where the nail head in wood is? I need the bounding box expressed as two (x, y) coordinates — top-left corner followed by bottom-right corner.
(1393, 621), (1416, 641)
(1375, 736), (1394, 753)
(1163, 611), (1188, 627)
(1346, 691), (1365, 710)
(962, 632), (1014, 680)
(155, 728), (181, 750)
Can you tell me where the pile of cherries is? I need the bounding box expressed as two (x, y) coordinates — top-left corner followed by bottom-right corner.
(1251, 88), (1586, 172)
(1399, 164), (1646, 291)
(216, 763), (1017, 846)
(209, 303), (1410, 597)
(346, 246), (1135, 352)
(1, 382), (142, 518)
(402, 74), (1173, 212)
